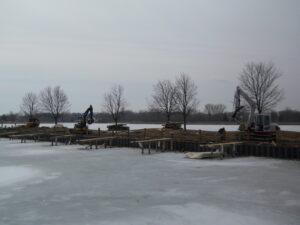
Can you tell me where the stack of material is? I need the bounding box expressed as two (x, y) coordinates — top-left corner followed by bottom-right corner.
(107, 124), (129, 131)
(163, 122), (182, 130)
(185, 150), (224, 159)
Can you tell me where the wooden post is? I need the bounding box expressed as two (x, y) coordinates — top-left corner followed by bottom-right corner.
(220, 145), (224, 153)
(98, 128), (101, 136)
(232, 144), (236, 157)
(148, 143), (151, 154)
(163, 141), (166, 151)
(95, 141), (98, 149)
(171, 140), (174, 151)
(284, 147), (288, 159)
(141, 143), (144, 154)
(198, 130), (201, 141)
(272, 147), (276, 158)
(55, 137), (58, 146)
(144, 129), (146, 139)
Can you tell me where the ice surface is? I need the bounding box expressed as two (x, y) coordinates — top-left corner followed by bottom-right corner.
(0, 138), (300, 225)
(0, 166), (40, 187)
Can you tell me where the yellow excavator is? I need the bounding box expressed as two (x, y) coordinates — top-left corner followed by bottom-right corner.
(74, 105), (94, 132)
(26, 118), (40, 128)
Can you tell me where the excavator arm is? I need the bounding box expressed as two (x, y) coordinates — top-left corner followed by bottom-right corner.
(82, 105), (94, 125)
(74, 105), (94, 130)
(232, 86), (256, 128)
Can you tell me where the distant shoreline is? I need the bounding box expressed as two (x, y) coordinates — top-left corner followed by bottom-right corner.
(2, 121), (300, 125)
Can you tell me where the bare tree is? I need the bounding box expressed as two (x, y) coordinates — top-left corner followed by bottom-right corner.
(239, 62), (283, 113)
(149, 80), (177, 122)
(204, 103), (226, 120)
(103, 85), (126, 127)
(40, 86), (70, 124)
(20, 92), (39, 119)
(175, 73), (199, 130)
(204, 104), (226, 115)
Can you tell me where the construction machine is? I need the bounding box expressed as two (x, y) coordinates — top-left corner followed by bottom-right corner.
(26, 118), (40, 128)
(74, 105), (94, 132)
(107, 124), (129, 131)
(232, 86), (279, 141)
(162, 122), (182, 130)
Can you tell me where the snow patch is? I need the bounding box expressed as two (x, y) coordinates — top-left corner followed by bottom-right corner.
(97, 203), (277, 225)
(156, 203), (277, 225)
(0, 166), (40, 187)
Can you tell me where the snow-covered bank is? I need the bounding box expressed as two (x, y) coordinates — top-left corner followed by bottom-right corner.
(0, 139), (299, 225)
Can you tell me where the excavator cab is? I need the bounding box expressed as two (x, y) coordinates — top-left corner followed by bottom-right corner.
(254, 114), (279, 132)
(255, 114), (270, 131)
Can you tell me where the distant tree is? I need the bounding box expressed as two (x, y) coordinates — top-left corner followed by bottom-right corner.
(39, 86), (70, 124)
(175, 73), (199, 130)
(204, 104), (226, 121)
(149, 80), (177, 122)
(278, 108), (300, 123)
(2, 111), (18, 123)
(239, 62), (283, 113)
(204, 104), (226, 116)
(20, 92), (39, 119)
(0, 114), (7, 123)
(103, 85), (126, 127)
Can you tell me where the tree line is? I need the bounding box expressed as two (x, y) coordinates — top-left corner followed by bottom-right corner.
(1, 62), (295, 127)
(2, 108), (300, 124)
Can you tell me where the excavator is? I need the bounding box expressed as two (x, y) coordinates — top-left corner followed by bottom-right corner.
(26, 118), (40, 128)
(232, 86), (279, 141)
(74, 105), (94, 132)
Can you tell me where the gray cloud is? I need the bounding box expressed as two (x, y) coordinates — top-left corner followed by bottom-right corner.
(0, 0), (299, 114)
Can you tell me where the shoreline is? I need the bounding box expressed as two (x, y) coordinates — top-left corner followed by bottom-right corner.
(2, 122), (300, 126)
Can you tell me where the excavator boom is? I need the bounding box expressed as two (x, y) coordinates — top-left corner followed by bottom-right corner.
(233, 86), (256, 128)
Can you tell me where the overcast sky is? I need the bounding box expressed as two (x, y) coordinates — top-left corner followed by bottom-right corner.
(0, 0), (299, 114)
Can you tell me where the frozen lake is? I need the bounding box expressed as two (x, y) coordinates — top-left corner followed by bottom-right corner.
(0, 139), (299, 225)
(3, 122), (300, 132)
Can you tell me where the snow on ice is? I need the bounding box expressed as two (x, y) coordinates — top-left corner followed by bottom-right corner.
(0, 138), (299, 225)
